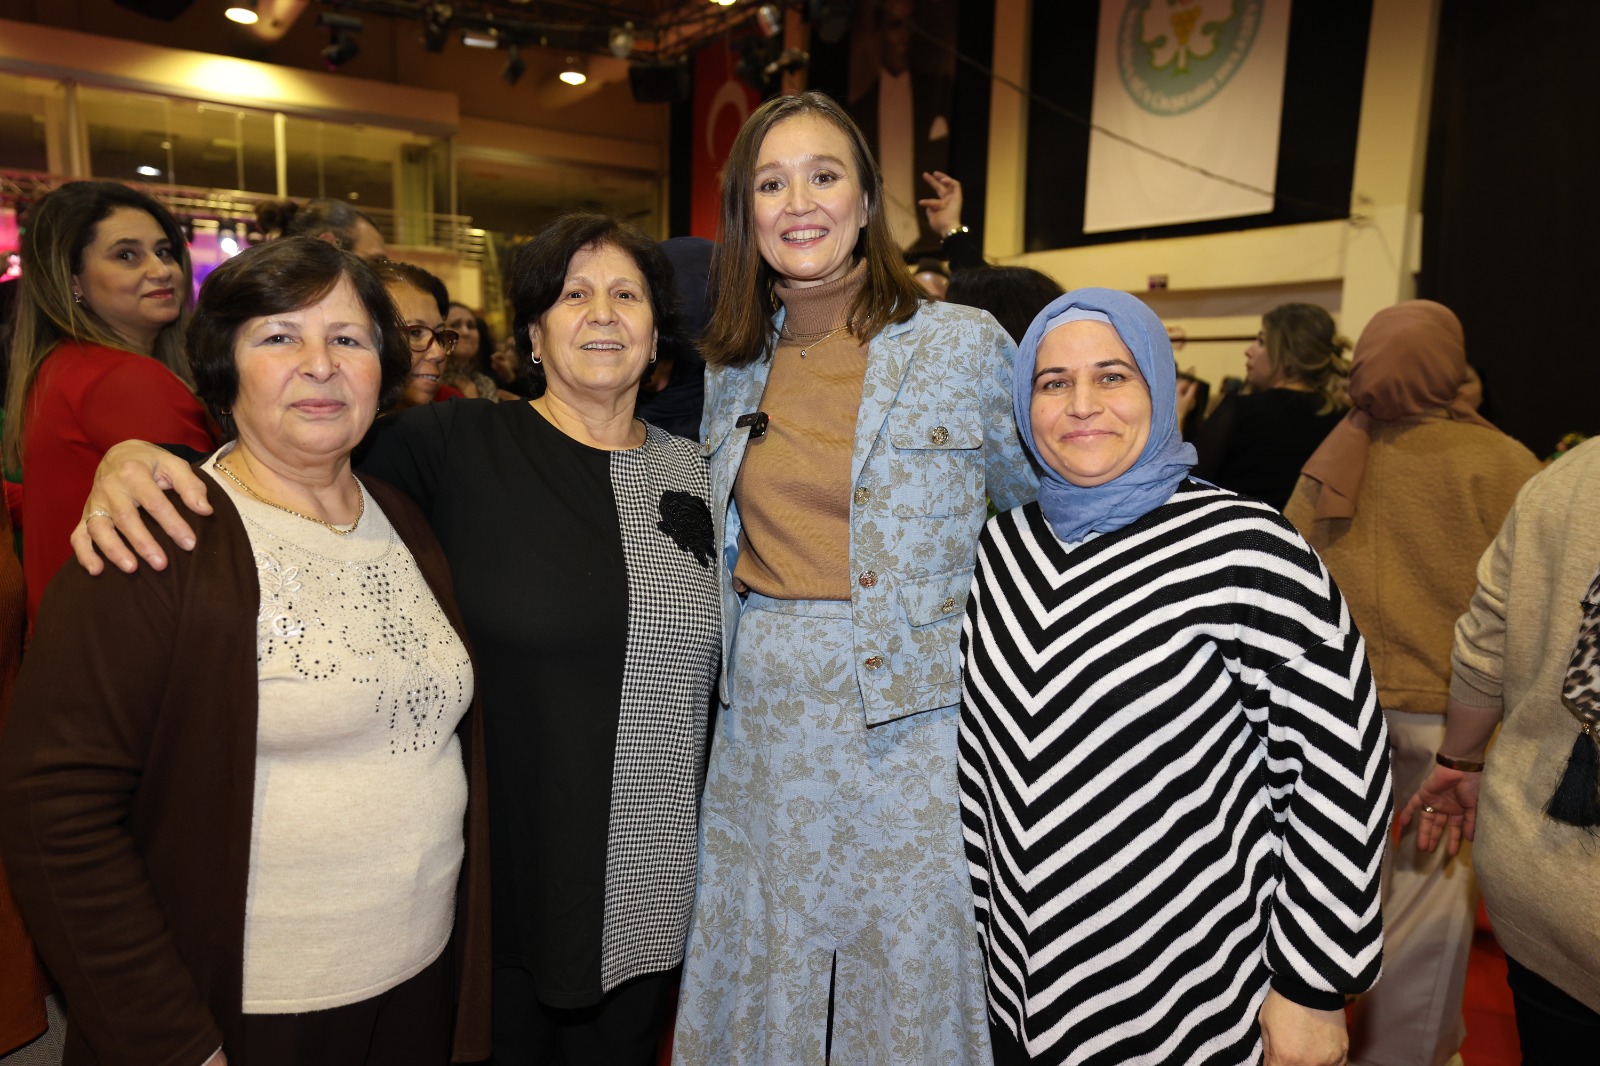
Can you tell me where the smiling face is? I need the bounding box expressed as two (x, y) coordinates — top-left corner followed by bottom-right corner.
(446, 303), (480, 360)
(1029, 320), (1153, 488)
(230, 277), (382, 467)
(388, 280), (447, 407)
(529, 241), (657, 408)
(72, 206), (184, 353)
(751, 113), (869, 289)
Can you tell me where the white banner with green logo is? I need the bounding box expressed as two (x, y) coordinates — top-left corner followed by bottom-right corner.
(1084, 0), (1291, 233)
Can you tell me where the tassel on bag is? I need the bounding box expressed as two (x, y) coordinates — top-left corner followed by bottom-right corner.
(1546, 567), (1600, 828)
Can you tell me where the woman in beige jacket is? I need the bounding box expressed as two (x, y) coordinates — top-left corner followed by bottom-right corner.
(1285, 299), (1541, 1066)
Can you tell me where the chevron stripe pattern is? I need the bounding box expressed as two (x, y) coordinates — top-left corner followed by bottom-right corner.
(959, 482), (1390, 1065)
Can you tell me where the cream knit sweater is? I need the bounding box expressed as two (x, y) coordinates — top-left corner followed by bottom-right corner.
(1450, 437), (1600, 1012)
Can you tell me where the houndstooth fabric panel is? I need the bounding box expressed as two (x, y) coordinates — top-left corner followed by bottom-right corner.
(600, 424), (720, 990)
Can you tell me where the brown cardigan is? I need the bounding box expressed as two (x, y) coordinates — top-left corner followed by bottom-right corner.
(0, 470), (491, 1065)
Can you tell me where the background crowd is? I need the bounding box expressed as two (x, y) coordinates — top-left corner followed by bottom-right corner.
(0, 85), (1592, 1066)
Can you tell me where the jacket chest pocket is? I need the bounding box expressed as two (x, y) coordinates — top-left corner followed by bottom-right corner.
(878, 406), (984, 517)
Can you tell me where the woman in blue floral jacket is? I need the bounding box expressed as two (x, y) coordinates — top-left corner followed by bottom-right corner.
(671, 91), (1037, 1065)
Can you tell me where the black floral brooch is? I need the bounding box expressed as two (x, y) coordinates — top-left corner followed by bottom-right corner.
(658, 490), (714, 568)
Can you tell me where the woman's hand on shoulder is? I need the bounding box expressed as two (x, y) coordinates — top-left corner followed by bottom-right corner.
(71, 441), (212, 575)
(1259, 990), (1348, 1066)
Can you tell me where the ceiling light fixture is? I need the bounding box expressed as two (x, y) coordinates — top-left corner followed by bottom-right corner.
(461, 29), (499, 48)
(136, 164), (161, 177)
(501, 44), (526, 86)
(224, 0), (258, 25)
(609, 22), (635, 58)
(558, 55), (588, 86)
(318, 12), (363, 70)
(756, 3), (783, 36)
(421, 3), (452, 52)
(710, 0), (737, 6)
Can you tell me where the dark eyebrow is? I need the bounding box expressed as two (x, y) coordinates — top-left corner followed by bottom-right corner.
(755, 153), (849, 174)
(1032, 358), (1138, 384)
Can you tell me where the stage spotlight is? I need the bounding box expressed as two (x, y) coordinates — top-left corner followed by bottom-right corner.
(501, 44), (526, 86)
(733, 35), (780, 93)
(323, 30), (359, 68)
(559, 55), (588, 86)
(756, 3), (783, 37)
(318, 12), (363, 70)
(766, 47), (809, 78)
(609, 23), (635, 58)
(224, 0), (258, 25)
(422, 3), (452, 52)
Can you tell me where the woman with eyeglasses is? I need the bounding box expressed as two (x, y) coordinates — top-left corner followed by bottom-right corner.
(369, 259), (461, 412)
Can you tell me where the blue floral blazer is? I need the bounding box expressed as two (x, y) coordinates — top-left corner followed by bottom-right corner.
(702, 300), (1038, 726)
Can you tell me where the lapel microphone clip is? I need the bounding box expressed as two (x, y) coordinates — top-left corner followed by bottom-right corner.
(735, 411), (770, 440)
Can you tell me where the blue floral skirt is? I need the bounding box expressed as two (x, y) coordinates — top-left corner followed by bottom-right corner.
(673, 592), (992, 1065)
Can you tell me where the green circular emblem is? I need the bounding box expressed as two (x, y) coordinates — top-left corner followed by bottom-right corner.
(1117, 0), (1263, 116)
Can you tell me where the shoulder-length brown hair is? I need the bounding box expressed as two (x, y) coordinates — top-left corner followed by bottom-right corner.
(3, 181), (193, 470)
(702, 91), (923, 368)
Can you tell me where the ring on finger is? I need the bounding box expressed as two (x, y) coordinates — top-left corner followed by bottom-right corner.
(86, 509), (113, 520)
(1422, 805), (1438, 815)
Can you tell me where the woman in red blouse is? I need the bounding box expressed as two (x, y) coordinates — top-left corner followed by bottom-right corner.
(2, 182), (216, 620)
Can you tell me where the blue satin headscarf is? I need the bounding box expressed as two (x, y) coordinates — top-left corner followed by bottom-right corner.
(1013, 288), (1197, 543)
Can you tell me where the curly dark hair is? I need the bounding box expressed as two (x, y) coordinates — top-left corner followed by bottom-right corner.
(187, 237), (412, 440)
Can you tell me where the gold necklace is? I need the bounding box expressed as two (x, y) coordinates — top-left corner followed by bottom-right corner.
(215, 456), (364, 536)
(779, 324), (849, 358)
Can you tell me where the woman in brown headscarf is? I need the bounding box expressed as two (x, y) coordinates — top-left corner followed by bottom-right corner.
(1285, 299), (1541, 1066)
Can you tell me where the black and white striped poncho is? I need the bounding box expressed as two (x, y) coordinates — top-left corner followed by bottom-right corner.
(958, 481), (1390, 1065)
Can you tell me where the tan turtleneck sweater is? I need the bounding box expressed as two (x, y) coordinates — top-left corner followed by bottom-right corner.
(732, 261), (869, 601)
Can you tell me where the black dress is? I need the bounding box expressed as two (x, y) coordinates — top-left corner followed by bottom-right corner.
(1191, 389), (1345, 510)
(360, 400), (720, 1009)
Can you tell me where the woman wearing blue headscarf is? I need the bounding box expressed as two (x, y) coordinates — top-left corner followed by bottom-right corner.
(957, 289), (1392, 1066)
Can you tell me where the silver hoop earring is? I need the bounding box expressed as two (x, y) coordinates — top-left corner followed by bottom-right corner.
(530, 355), (541, 365)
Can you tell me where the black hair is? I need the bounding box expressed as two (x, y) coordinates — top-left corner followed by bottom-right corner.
(946, 266), (1066, 344)
(508, 213), (685, 394)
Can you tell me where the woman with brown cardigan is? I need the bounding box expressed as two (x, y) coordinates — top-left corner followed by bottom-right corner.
(0, 238), (490, 1066)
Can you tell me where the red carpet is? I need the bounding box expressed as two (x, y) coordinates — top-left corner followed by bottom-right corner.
(1461, 905), (1520, 1065)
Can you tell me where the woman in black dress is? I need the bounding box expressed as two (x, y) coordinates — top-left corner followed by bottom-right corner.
(70, 214), (721, 1065)
(1190, 302), (1349, 510)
